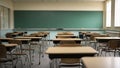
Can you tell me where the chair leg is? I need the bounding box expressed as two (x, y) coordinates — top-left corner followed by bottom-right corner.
(49, 60), (53, 68)
(99, 49), (102, 56)
(119, 51), (120, 57)
(26, 55), (31, 68)
(79, 63), (81, 68)
(14, 56), (19, 68)
(114, 51), (116, 56)
(105, 51), (107, 56)
(20, 57), (23, 68)
(0, 63), (3, 68)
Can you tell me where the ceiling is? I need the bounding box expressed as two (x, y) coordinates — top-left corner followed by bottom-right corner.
(13, 0), (106, 2)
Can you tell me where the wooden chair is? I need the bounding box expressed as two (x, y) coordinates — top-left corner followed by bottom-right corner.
(56, 44), (81, 68)
(8, 39), (30, 68)
(57, 32), (74, 35)
(5, 33), (13, 38)
(101, 40), (120, 56)
(90, 33), (109, 50)
(0, 44), (18, 68)
(59, 41), (76, 44)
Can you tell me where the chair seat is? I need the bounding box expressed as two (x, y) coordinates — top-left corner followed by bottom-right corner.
(59, 63), (81, 67)
(0, 56), (17, 62)
(89, 41), (96, 43)
(60, 58), (80, 64)
(22, 48), (34, 50)
(11, 52), (27, 55)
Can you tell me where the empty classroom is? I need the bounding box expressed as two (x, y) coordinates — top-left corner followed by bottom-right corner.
(0, 0), (120, 68)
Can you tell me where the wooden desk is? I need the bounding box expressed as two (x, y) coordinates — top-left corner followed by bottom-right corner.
(52, 38), (82, 44)
(3, 44), (18, 51)
(14, 38), (32, 66)
(0, 38), (32, 44)
(3, 44), (18, 47)
(46, 47), (98, 59)
(82, 57), (120, 68)
(85, 33), (92, 37)
(0, 38), (13, 42)
(94, 37), (120, 50)
(15, 37), (42, 42)
(56, 35), (77, 38)
(14, 39), (31, 44)
(15, 36), (42, 64)
(95, 37), (120, 42)
(57, 32), (74, 35)
(15, 37), (42, 39)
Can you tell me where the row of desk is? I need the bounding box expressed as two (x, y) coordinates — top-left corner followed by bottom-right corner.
(0, 32), (49, 68)
(1, 31), (120, 68)
(46, 32), (120, 68)
(45, 33), (97, 68)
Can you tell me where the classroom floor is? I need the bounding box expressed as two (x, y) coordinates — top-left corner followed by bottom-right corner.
(1, 41), (119, 68)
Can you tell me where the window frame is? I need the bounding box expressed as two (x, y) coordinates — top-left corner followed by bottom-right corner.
(106, 0), (111, 27)
(114, 0), (120, 27)
(0, 5), (10, 30)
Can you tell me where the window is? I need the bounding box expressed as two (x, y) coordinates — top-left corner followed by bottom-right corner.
(106, 0), (111, 27)
(0, 5), (10, 29)
(114, 0), (120, 27)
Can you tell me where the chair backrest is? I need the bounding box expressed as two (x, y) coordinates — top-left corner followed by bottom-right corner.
(59, 41), (76, 44)
(57, 32), (74, 35)
(90, 33), (109, 41)
(107, 40), (120, 49)
(0, 44), (7, 58)
(57, 44), (81, 47)
(30, 33), (38, 37)
(90, 33), (100, 41)
(8, 39), (21, 45)
(99, 34), (109, 37)
(56, 36), (74, 38)
(5, 33), (13, 38)
(0, 41), (1, 44)
(57, 44), (81, 64)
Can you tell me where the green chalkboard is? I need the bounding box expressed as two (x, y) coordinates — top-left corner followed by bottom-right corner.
(14, 11), (103, 28)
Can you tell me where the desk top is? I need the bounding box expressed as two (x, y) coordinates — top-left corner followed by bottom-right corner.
(82, 57), (120, 68)
(15, 39), (31, 41)
(56, 35), (77, 38)
(0, 38), (31, 42)
(46, 47), (98, 54)
(53, 38), (82, 41)
(12, 32), (21, 35)
(57, 32), (74, 35)
(3, 44), (18, 47)
(56, 35), (75, 36)
(15, 37), (42, 39)
(0, 38), (13, 40)
(0, 38), (14, 42)
(95, 37), (120, 40)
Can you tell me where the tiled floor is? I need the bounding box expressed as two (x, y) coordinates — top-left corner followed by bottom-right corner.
(1, 41), (120, 68)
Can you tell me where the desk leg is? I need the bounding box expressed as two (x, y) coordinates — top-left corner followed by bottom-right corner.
(38, 42), (41, 65)
(81, 61), (85, 68)
(29, 43), (32, 68)
(55, 59), (59, 68)
(41, 39), (44, 57)
(49, 34), (50, 45)
(50, 59), (54, 68)
(95, 42), (98, 50)
(49, 59), (57, 68)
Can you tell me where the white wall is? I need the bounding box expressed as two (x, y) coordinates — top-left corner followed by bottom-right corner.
(0, 0), (14, 38)
(0, 0), (14, 29)
(14, 1), (104, 11)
